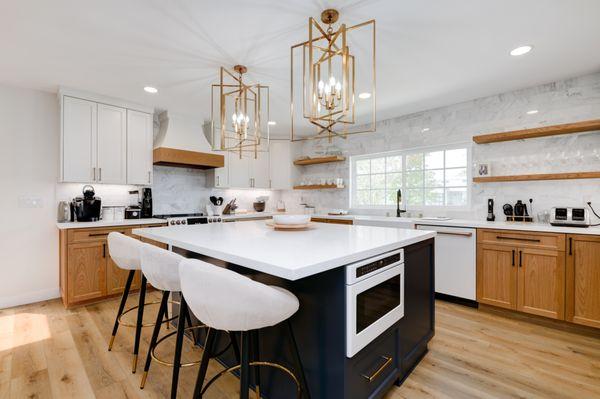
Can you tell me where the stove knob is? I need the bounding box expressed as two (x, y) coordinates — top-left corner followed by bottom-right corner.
(176, 220), (181, 225)
(182, 220), (187, 225)
(169, 220), (175, 225)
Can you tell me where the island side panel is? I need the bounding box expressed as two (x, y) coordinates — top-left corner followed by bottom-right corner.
(397, 237), (435, 384)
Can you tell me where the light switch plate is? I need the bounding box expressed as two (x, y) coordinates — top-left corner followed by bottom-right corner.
(18, 196), (44, 208)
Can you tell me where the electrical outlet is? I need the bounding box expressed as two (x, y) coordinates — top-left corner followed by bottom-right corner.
(18, 196), (44, 208)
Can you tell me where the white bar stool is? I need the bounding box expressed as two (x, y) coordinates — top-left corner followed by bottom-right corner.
(179, 258), (311, 399)
(107, 232), (169, 373)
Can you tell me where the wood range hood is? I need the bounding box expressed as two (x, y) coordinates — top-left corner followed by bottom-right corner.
(153, 147), (224, 169)
(153, 111), (224, 169)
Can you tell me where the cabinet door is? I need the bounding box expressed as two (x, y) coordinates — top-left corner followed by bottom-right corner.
(250, 151), (271, 188)
(269, 141), (294, 189)
(97, 104), (127, 184)
(213, 151), (229, 188)
(62, 96), (97, 182)
(566, 235), (600, 328)
(476, 244), (517, 309)
(126, 110), (153, 185)
(517, 248), (565, 320)
(228, 154), (250, 188)
(67, 242), (106, 303)
(106, 255), (141, 295)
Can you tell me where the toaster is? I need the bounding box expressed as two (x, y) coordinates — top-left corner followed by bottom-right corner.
(550, 207), (590, 227)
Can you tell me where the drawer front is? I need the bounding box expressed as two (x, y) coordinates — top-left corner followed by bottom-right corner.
(68, 226), (134, 243)
(477, 229), (565, 251)
(327, 218), (353, 225)
(311, 217), (329, 223)
(347, 327), (400, 398)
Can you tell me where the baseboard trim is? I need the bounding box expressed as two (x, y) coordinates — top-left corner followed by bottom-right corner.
(435, 292), (479, 308)
(0, 288), (60, 309)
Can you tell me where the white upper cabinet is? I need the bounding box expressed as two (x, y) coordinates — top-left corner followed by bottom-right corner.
(210, 151), (229, 188)
(269, 140), (296, 190)
(97, 104), (127, 184)
(126, 110), (153, 185)
(228, 153), (251, 188)
(251, 151), (270, 189)
(59, 90), (153, 185)
(62, 96), (97, 182)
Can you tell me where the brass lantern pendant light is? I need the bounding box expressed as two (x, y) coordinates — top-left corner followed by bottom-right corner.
(291, 9), (376, 142)
(211, 65), (269, 159)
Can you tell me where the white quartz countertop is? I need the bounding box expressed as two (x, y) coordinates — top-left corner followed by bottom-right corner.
(133, 221), (435, 280)
(221, 212), (277, 221)
(56, 218), (166, 230)
(313, 214), (600, 235)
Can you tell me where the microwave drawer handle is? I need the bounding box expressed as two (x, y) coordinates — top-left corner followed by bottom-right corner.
(495, 235), (540, 243)
(361, 355), (392, 382)
(436, 231), (473, 237)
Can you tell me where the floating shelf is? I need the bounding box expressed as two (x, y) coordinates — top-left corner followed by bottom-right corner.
(293, 155), (346, 166)
(293, 184), (345, 190)
(473, 171), (600, 183)
(472, 119), (600, 144)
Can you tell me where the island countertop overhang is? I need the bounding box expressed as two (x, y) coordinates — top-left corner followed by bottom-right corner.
(133, 221), (436, 280)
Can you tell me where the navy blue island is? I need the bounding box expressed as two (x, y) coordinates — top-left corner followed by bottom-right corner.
(134, 221), (435, 399)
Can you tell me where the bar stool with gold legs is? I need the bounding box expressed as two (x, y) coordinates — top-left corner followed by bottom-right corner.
(179, 258), (312, 399)
(106, 232), (172, 373)
(139, 243), (242, 398)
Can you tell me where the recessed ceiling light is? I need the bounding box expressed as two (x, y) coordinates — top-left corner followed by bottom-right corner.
(268, 121), (277, 126)
(144, 86), (158, 94)
(526, 109), (539, 115)
(358, 92), (371, 99)
(421, 127), (430, 133)
(510, 45), (533, 56)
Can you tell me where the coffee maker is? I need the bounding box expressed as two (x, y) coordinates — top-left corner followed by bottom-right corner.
(141, 188), (152, 218)
(71, 185), (102, 222)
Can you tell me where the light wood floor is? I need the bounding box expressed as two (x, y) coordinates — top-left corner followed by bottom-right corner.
(1, 293), (599, 399)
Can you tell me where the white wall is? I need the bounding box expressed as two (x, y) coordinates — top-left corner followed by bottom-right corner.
(0, 84), (60, 308)
(281, 72), (600, 219)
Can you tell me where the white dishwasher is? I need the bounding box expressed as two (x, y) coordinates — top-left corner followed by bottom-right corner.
(415, 224), (476, 301)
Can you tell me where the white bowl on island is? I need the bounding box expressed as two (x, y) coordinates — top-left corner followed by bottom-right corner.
(272, 214), (311, 225)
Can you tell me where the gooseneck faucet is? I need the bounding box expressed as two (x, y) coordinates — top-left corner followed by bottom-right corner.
(397, 189), (407, 217)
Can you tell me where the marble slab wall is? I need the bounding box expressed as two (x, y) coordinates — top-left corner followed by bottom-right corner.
(279, 72), (600, 219)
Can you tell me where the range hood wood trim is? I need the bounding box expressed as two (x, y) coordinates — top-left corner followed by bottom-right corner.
(153, 147), (224, 169)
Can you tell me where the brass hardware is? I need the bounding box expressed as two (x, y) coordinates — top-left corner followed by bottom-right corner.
(361, 355), (392, 382)
(321, 9), (339, 24)
(233, 64), (248, 74)
(132, 354), (138, 373)
(495, 236), (541, 243)
(436, 231), (473, 237)
(148, 171), (151, 184)
(99, 167), (102, 181)
(201, 361), (302, 398)
(108, 335), (115, 351)
(140, 371), (148, 389)
(92, 167), (96, 181)
(149, 325), (207, 367)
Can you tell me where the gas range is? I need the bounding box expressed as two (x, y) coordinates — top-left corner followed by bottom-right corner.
(153, 213), (222, 226)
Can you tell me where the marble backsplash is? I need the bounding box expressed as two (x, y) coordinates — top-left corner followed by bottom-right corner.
(279, 71), (600, 220)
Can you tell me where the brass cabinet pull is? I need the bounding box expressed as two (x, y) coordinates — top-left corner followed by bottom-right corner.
(361, 356), (392, 382)
(99, 167), (102, 181)
(436, 231), (473, 237)
(148, 171), (151, 184)
(92, 167), (96, 181)
(496, 235), (540, 243)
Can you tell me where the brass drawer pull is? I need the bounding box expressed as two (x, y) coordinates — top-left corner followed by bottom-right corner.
(362, 355), (392, 382)
(437, 231), (473, 237)
(495, 235), (541, 243)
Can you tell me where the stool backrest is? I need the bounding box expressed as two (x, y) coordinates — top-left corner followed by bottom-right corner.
(140, 244), (185, 292)
(107, 232), (143, 271)
(179, 259), (299, 331)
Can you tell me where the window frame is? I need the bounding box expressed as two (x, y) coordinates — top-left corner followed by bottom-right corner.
(349, 142), (472, 211)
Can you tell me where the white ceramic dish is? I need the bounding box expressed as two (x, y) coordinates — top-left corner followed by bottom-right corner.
(273, 214), (311, 225)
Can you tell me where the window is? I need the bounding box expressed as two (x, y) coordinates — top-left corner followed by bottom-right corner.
(351, 145), (470, 208)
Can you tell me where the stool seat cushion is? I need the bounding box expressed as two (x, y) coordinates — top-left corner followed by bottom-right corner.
(140, 244), (185, 292)
(179, 259), (299, 332)
(107, 232), (143, 271)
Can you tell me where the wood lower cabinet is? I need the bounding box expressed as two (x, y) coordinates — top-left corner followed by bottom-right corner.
(566, 234), (600, 328)
(476, 243), (517, 310)
(60, 223), (166, 307)
(311, 217), (353, 225)
(477, 229), (565, 320)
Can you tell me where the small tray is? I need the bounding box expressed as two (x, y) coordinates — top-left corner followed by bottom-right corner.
(265, 221), (315, 230)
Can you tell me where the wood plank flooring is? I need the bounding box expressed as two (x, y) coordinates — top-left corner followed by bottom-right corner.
(1, 294), (599, 398)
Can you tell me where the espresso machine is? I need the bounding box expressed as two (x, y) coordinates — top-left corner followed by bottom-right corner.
(70, 185), (102, 222)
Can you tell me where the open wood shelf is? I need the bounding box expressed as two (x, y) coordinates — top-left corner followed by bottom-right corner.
(293, 184), (345, 190)
(473, 171), (600, 183)
(293, 155), (346, 166)
(472, 119), (600, 144)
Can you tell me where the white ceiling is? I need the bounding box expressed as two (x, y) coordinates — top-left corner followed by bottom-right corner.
(2, 0), (600, 137)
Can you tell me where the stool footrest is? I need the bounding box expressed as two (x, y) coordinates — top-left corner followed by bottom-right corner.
(150, 325), (208, 368)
